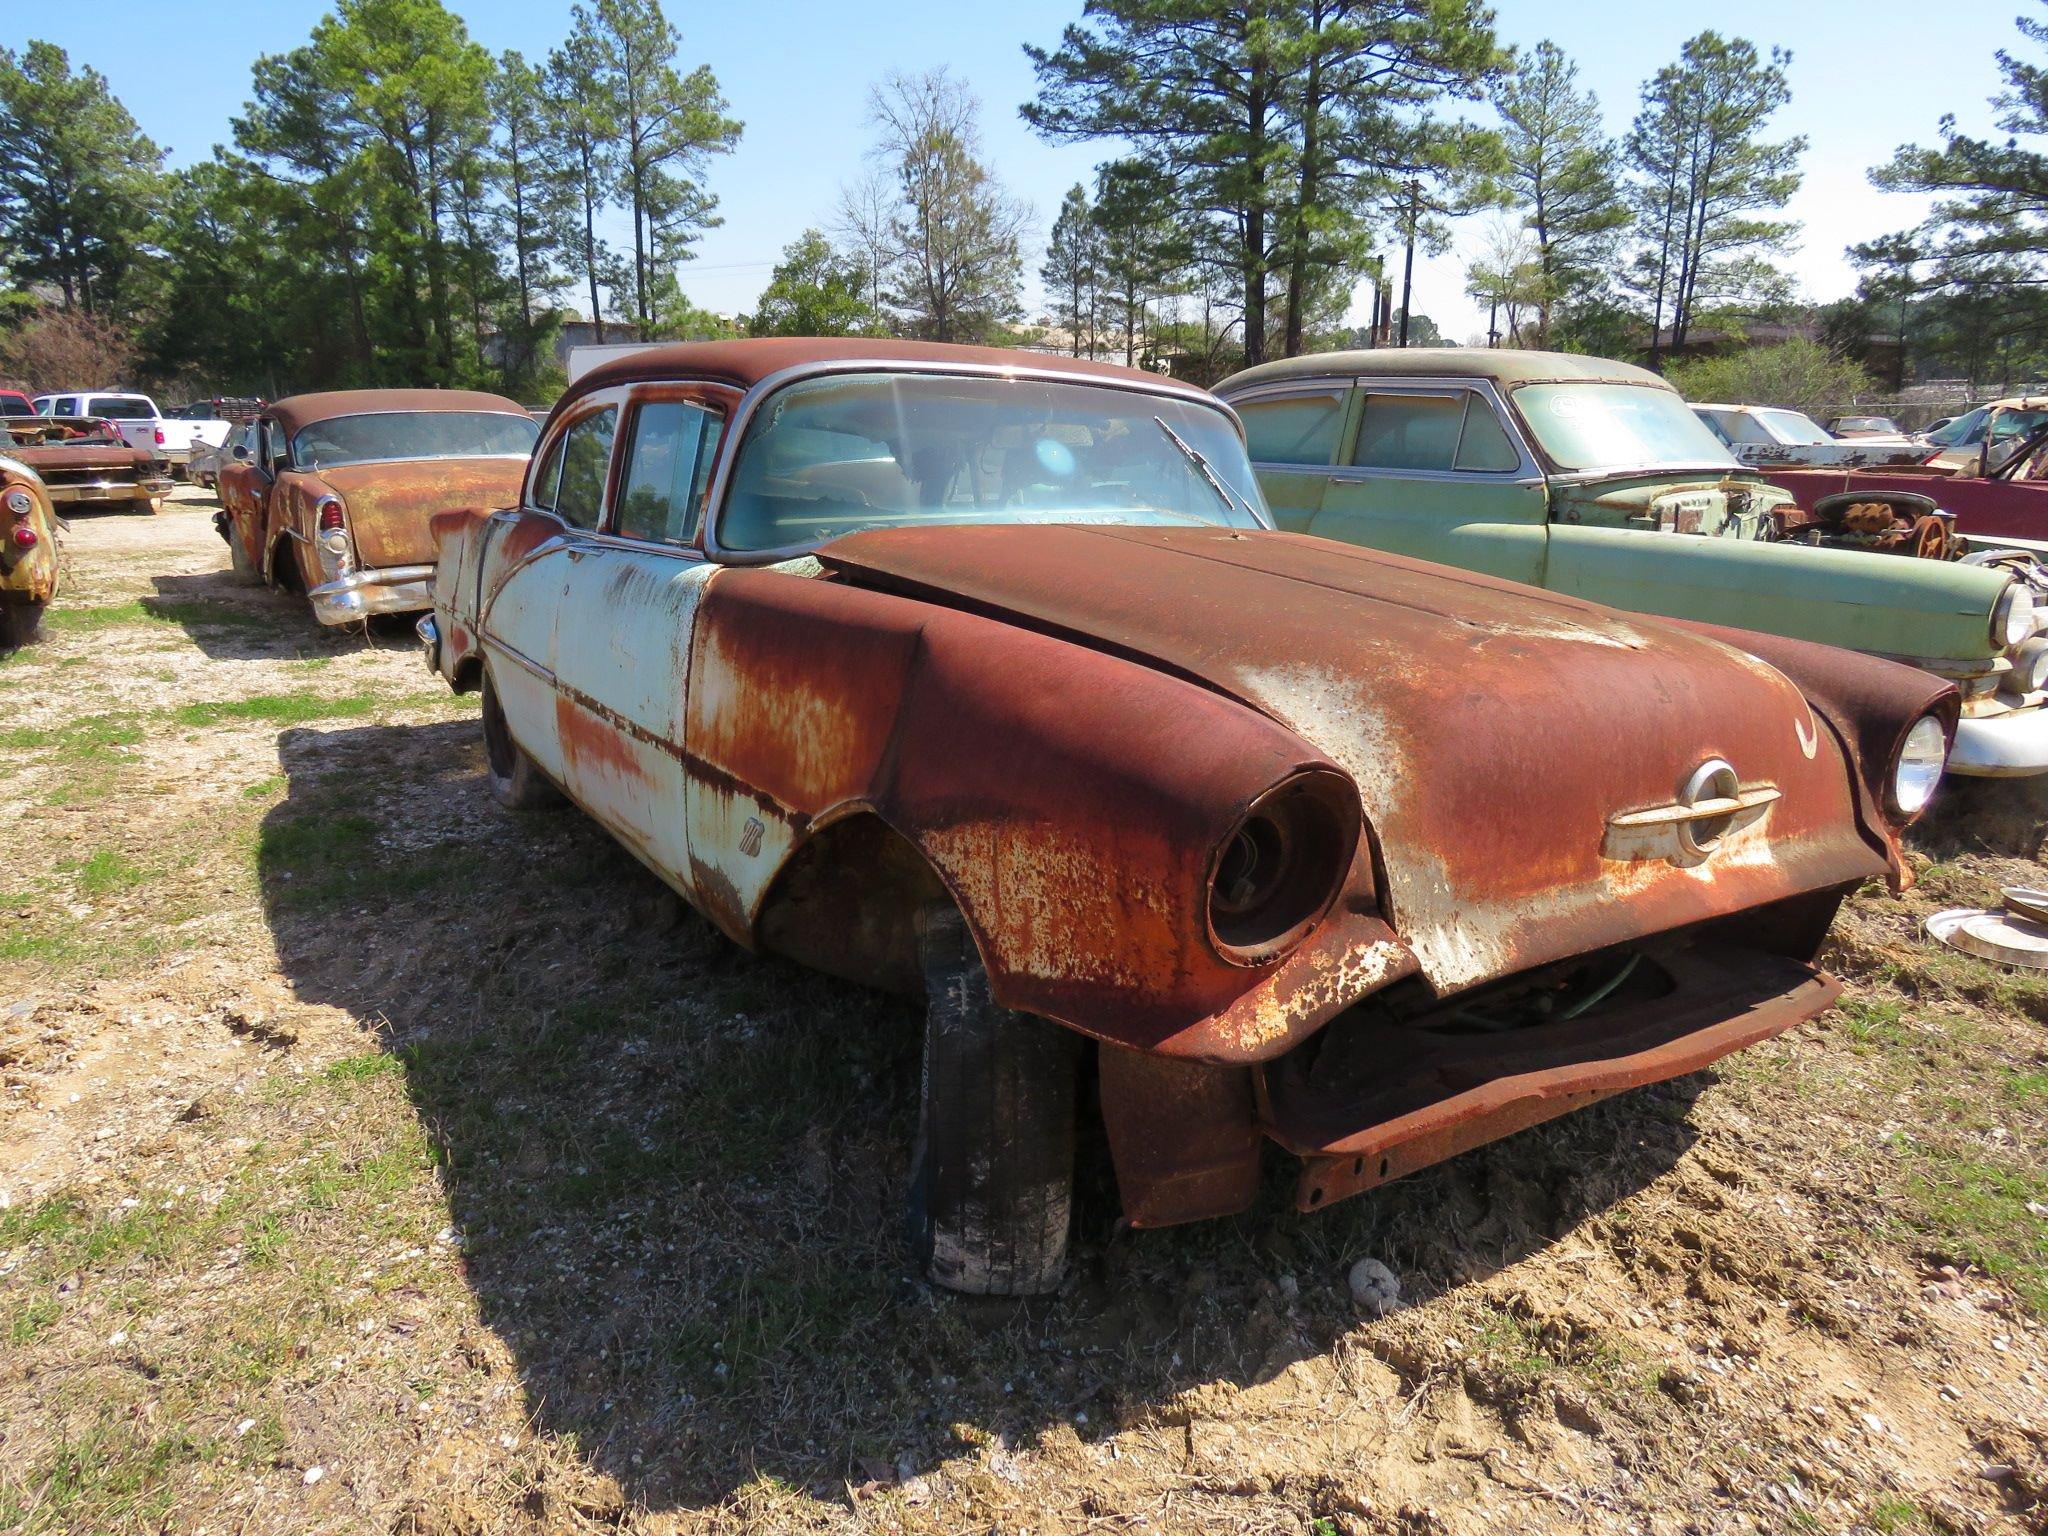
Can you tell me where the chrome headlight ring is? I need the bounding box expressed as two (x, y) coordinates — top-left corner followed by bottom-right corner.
(1889, 715), (1949, 821)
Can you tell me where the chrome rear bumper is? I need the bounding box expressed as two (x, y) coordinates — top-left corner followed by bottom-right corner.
(308, 563), (435, 626)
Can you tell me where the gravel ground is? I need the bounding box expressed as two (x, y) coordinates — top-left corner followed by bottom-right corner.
(0, 493), (2043, 1535)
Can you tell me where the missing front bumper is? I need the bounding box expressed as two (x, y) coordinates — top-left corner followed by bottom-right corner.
(1099, 942), (1841, 1228)
(1265, 945), (1837, 1212)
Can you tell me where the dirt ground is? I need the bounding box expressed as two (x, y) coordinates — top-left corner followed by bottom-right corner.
(1, 493), (2045, 1536)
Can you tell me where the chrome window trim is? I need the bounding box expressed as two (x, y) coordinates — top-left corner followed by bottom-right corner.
(686, 358), (1259, 564)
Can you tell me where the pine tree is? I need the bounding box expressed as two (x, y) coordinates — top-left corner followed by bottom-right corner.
(1490, 41), (1628, 346)
(1041, 184), (1100, 356)
(0, 40), (165, 319)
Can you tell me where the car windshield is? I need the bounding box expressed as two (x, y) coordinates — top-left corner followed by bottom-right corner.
(1927, 408), (1986, 447)
(291, 410), (539, 469)
(716, 371), (1266, 552)
(1513, 382), (1738, 472)
(1753, 408), (1832, 445)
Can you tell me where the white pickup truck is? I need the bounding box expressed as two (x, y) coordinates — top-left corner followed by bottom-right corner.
(33, 391), (219, 470)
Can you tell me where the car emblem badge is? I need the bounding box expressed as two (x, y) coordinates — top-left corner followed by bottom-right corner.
(1793, 708), (1819, 760)
(1601, 759), (1781, 869)
(739, 816), (765, 856)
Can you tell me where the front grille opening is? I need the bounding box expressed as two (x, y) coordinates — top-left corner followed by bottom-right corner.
(1431, 948), (1676, 1036)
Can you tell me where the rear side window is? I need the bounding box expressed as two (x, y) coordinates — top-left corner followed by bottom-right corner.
(530, 436), (565, 510)
(615, 401), (722, 544)
(1353, 391), (1521, 474)
(1239, 391), (1344, 466)
(48, 397), (77, 417)
(552, 408), (616, 530)
(91, 397), (155, 420)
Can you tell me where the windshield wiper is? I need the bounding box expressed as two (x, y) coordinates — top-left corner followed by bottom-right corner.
(1152, 415), (1257, 525)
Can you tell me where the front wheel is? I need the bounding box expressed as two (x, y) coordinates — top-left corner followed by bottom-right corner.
(908, 903), (1078, 1296)
(481, 667), (562, 811)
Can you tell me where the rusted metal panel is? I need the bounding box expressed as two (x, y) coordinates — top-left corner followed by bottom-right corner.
(307, 458), (526, 568)
(1267, 946), (1840, 1211)
(815, 522), (1894, 997)
(1097, 1044), (1263, 1228)
(0, 461), (60, 611)
(681, 562), (1420, 1061)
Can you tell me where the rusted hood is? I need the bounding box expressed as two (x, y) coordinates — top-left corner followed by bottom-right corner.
(817, 523), (1888, 995)
(314, 457), (526, 568)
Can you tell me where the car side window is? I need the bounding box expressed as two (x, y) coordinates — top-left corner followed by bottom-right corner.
(1239, 390), (1344, 466)
(530, 434), (566, 511)
(1453, 396), (1521, 472)
(1353, 392), (1464, 473)
(553, 407), (616, 530)
(614, 400), (722, 545)
(50, 397), (76, 418)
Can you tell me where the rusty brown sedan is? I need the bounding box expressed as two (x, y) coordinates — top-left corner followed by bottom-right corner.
(218, 389), (537, 625)
(420, 339), (1957, 1296)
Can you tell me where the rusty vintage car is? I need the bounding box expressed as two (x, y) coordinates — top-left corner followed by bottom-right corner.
(419, 338), (1956, 1296)
(1, 414), (172, 515)
(0, 456), (61, 646)
(218, 389), (537, 625)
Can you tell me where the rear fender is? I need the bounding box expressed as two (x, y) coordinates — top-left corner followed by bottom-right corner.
(686, 566), (1412, 1064)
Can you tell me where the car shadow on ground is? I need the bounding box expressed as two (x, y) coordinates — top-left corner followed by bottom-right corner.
(256, 719), (1708, 1515)
(145, 570), (420, 661)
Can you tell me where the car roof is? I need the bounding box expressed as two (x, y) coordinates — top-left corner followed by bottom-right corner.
(567, 337), (1218, 406)
(1220, 346), (1668, 393)
(267, 388), (530, 436)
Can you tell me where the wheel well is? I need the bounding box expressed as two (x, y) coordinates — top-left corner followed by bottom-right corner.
(754, 812), (951, 996)
(449, 654), (482, 694)
(268, 531), (303, 591)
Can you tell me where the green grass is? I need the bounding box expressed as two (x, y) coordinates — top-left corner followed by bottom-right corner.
(0, 712), (144, 765)
(40, 600), (163, 634)
(64, 847), (151, 898)
(1894, 1144), (2048, 1315)
(172, 691), (387, 728)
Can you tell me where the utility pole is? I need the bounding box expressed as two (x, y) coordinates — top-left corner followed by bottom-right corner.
(1398, 178), (1421, 348)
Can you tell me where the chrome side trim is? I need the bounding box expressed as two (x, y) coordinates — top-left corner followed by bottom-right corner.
(480, 631), (554, 686)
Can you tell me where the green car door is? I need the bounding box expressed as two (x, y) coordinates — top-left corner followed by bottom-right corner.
(1239, 379), (1551, 587)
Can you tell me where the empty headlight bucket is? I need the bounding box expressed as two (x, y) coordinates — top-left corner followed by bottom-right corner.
(2009, 637), (2048, 696)
(1889, 714), (1949, 820)
(1206, 769), (1360, 965)
(1994, 581), (2036, 650)
(3, 488), (32, 518)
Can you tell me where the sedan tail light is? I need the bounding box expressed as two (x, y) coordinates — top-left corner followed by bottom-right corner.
(317, 498), (345, 532)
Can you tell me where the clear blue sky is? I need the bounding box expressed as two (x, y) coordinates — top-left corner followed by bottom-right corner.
(15, 0), (2024, 341)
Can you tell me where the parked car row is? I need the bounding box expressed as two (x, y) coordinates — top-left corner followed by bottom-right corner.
(0, 342), (1999, 1300)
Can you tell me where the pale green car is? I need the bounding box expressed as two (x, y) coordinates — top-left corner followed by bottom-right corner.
(1216, 349), (2048, 778)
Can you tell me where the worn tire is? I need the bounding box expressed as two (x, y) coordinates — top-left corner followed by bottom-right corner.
(481, 667), (562, 811)
(0, 600), (43, 649)
(908, 903), (1079, 1296)
(227, 526), (256, 580)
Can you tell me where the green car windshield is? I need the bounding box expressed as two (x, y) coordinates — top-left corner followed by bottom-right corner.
(717, 371), (1266, 552)
(1514, 382), (1739, 473)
